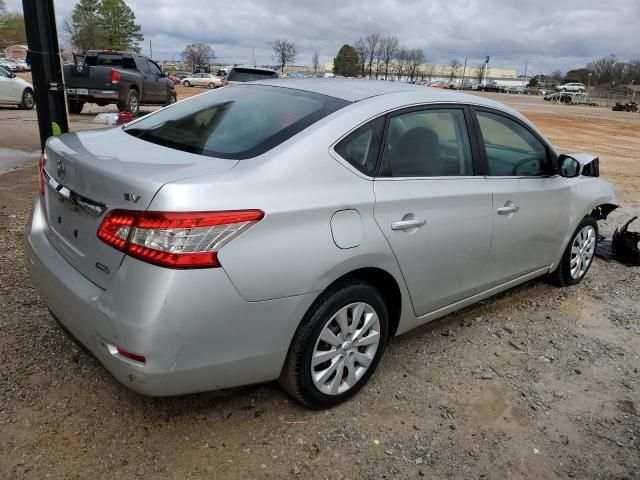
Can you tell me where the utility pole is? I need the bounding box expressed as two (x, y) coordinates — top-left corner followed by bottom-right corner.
(482, 56), (489, 85)
(523, 62), (528, 87)
(460, 56), (467, 90)
(149, 40), (153, 59)
(252, 47), (255, 67)
(22, 0), (69, 152)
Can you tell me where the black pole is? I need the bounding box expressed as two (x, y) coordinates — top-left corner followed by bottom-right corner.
(22, 0), (69, 152)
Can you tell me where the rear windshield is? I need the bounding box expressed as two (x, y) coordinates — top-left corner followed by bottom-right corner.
(124, 85), (348, 159)
(227, 68), (278, 82)
(85, 54), (136, 69)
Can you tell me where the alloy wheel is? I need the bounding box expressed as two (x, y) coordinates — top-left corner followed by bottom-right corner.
(23, 90), (34, 109)
(570, 225), (596, 279)
(311, 302), (381, 395)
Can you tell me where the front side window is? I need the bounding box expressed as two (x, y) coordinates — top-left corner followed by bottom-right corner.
(380, 109), (473, 177)
(334, 117), (385, 176)
(476, 111), (549, 176)
(124, 85), (348, 159)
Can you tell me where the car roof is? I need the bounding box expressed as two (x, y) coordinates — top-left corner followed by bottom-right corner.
(252, 78), (512, 109)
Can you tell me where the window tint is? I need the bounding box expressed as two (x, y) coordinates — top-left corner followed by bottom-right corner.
(334, 117), (385, 176)
(148, 59), (162, 76)
(476, 111), (549, 176)
(227, 68), (278, 82)
(137, 57), (151, 74)
(124, 85), (348, 159)
(380, 109), (473, 177)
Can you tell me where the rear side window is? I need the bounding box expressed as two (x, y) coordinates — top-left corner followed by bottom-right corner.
(380, 109), (473, 177)
(124, 85), (348, 159)
(476, 111), (549, 176)
(334, 117), (385, 176)
(227, 68), (278, 82)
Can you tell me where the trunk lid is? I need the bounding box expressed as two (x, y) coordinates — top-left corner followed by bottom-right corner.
(43, 127), (238, 288)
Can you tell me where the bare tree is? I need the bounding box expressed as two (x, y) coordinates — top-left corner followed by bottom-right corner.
(475, 62), (486, 83)
(424, 64), (436, 82)
(407, 48), (426, 82)
(587, 54), (617, 84)
(181, 43), (215, 71)
(374, 42), (384, 79)
(379, 36), (399, 81)
(272, 39), (296, 74)
(448, 58), (461, 82)
(395, 47), (409, 81)
(312, 50), (321, 75)
(354, 37), (367, 77)
(364, 33), (381, 79)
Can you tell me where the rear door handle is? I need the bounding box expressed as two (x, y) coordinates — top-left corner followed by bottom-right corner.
(391, 219), (427, 231)
(497, 203), (520, 215)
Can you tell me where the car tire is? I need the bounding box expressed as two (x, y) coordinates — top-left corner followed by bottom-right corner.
(20, 88), (35, 110)
(208, 82), (215, 89)
(164, 91), (177, 107)
(183, 81), (191, 87)
(549, 216), (598, 287)
(67, 100), (84, 114)
(279, 281), (389, 409)
(118, 89), (140, 116)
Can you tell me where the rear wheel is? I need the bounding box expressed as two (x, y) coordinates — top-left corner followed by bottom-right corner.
(208, 82), (215, 88)
(117, 89), (140, 116)
(183, 80), (191, 87)
(67, 100), (84, 114)
(20, 88), (35, 109)
(549, 216), (597, 286)
(164, 91), (177, 107)
(280, 281), (389, 409)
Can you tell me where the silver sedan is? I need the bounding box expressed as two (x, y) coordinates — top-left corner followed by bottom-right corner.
(25, 79), (618, 408)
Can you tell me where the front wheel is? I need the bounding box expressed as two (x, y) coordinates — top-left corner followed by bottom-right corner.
(67, 100), (84, 114)
(20, 88), (35, 109)
(549, 216), (598, 286)
(164, 91), (177, 107)
(280, 281), (389, 409)
(183, 80), (191, 87)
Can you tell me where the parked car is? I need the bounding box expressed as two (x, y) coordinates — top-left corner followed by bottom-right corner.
(556, 82), (586, 92)
(26, 79), (618, 408)
(504, 86), (526, 94)
(0, 58), (19, 72)
(15, 59), (31, 71)
(473, 82), (504, 93)
(181, 73), (223, 88)
(0, 66), (35, 109)
(429, 81), (450, 89)
(173, 71), (191, 79)
(63, 50), (177, 115)
(166, 75), (182, 86)
(224, 66), (279, 84)
(544, 92), (573, 103)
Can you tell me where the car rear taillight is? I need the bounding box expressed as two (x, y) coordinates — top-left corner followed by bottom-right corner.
(221, 77), (228, 86)
(38, 153), (46, 195)
(97, 210), (264, 268)
(110, 69), (120, 84)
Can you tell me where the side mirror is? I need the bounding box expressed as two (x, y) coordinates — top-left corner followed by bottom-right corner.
(558, 154), (581, 178)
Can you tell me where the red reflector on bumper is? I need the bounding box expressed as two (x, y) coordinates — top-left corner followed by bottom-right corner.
(116, 347), (146, 364)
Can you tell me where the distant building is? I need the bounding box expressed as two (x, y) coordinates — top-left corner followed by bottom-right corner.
(4, 45), (28, 60)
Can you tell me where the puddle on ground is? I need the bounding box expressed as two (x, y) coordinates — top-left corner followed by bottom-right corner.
(472, 384), (529, 427)
(0, 148), (39, 175)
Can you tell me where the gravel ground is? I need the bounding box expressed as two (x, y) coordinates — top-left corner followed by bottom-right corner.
(0, 93), (638, 480)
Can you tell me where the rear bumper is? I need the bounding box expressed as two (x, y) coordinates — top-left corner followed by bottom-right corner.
(66, 88), (119, 102)
(24, 195), (315, 396)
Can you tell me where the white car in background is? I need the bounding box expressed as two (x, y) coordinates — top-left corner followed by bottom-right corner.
(0, 66), (35, 109)
(181, 73), (223, 88)
(556, 82), (586, 92)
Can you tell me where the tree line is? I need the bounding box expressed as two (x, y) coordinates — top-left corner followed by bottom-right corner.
(0, 0), (27, 49)
(333, 34), (482, 83)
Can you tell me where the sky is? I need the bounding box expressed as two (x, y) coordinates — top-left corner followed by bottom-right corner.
(6, 0), (639, 74)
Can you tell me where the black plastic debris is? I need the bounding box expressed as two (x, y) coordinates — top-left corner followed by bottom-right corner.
(596, 217), (640, 266)
(613, 217), (640, 266)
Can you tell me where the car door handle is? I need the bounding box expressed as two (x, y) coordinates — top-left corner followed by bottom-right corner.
(391, 219), (427, 230)
(497, 204), (520, 215)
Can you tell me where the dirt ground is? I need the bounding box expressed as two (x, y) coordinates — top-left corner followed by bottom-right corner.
(0, 89), (639, 480)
